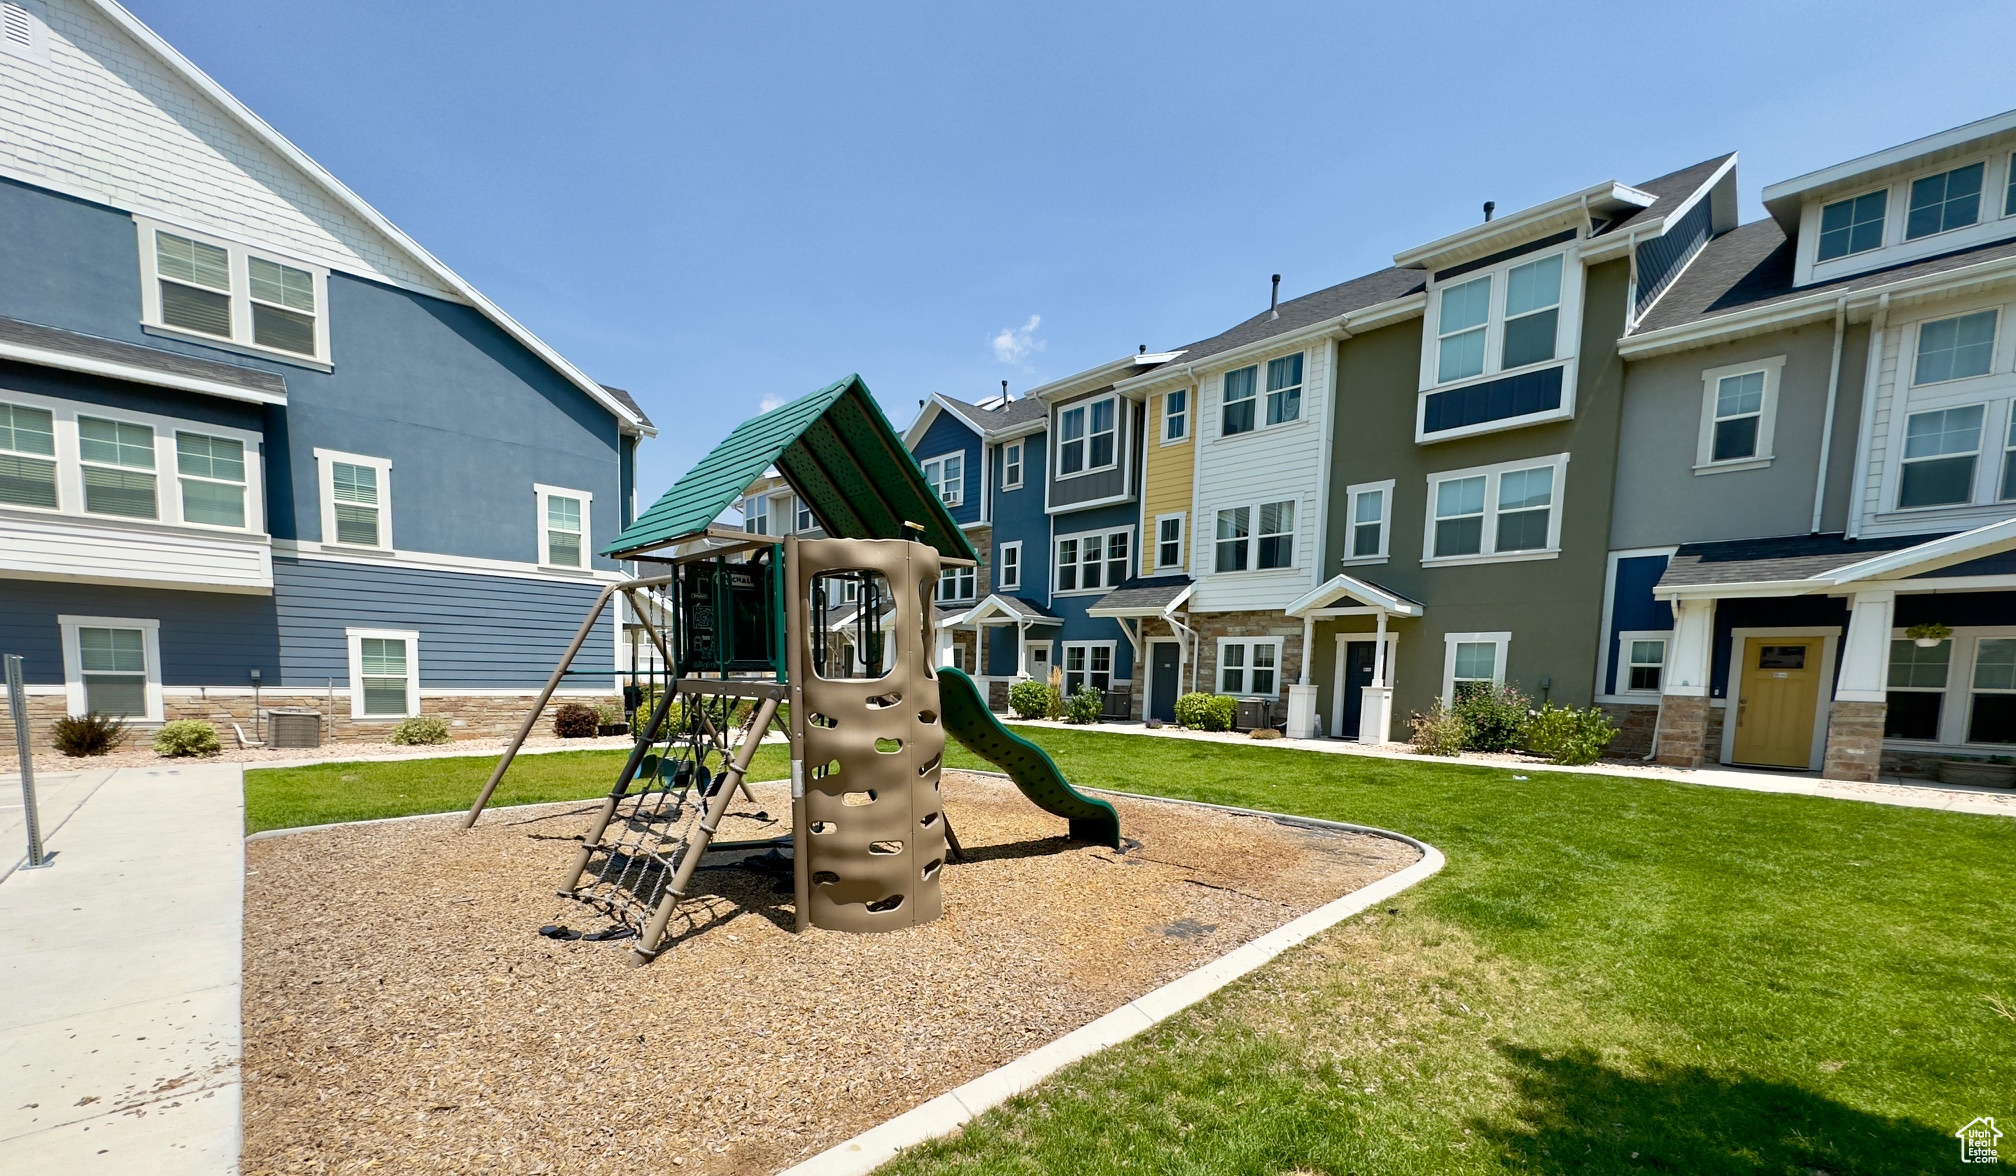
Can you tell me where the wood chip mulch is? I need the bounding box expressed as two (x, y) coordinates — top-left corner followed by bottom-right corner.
(241, 770), (1418, 1175)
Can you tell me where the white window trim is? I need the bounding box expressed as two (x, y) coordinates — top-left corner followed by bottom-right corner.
(1884, 625), (2016, 749)
(1421, 452), (1569, 567)
(1, 2), (52, 63)
(1161, 387), (1190, 445)
(1339, 479), (1394, 566)
(1416, 247), (1583, 438)
(1214, 355), (1312, 440)
(1441, 631), (1511, 704)
(1616, 629), (1673, 699)
(1694, 356), (1785, 473)
(1215, 636), (1285, 699)
(1060, 640), (1119, 696)
(533, 483), (593, 571)
(938, 561), (977, 603)
(996, 539), (1022, 591)
(1884, 399), (2004, 515)
(346, 627), (421, 720)
(314, 448), (392, 551)
(1262, 352), (1306, 429)
(1152, 512), (1186, 572)
(1052, 525), (1134, 596)
(134, 216), (332, 369)
(1053, 394), (1122, 481)
(1209, 497), (1300, 575)
(57, 614), (163, 721)
(1800, 151), (2016, 287)
(0, 388), (266, 534)
(920, 450), (966, 507)
(1001, 440), (1024, 490)
(1908, 309), (2001, 390)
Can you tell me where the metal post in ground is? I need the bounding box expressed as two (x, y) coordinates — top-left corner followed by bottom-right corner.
(5, 655), (52, 870)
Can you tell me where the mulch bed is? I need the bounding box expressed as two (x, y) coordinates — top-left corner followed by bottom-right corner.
(241, 771), (1417, 1174)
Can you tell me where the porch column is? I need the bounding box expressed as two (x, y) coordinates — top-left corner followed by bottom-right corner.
(1654, 596), (1717, 768)
(1015, 620), (1028, 677)
(1359, 610), (1392, 745)
(1823, 589), (1894, 782)
(1286, 613), (1319, 738)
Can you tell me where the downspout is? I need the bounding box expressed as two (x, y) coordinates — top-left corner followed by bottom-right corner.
(1844, 293), (1889, 541)
(1163, 606), (1199, 695)
(1810, 296), (1848, 534)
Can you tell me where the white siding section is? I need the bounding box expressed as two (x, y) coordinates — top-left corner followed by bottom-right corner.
(1189, 343), (1331, 612)
(0, 511), (273, 592)
(0, 0), (450, 295)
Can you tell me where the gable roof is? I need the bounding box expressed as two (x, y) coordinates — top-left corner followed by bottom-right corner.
(76, 0), (652, 436)
(607, 375), (976, 561)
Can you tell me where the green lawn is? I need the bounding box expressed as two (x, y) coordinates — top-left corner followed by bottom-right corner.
(245, 728), (2015, 1173)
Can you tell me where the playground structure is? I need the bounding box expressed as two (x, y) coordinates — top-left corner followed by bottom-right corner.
(462, 376), (1119, 964)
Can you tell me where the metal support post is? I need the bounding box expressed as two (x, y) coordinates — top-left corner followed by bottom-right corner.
(6, 655), (52, 870)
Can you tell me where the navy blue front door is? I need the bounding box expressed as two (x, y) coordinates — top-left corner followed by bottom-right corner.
(1340, 641), (1377, 738)
(1150, 642), (1181, 722)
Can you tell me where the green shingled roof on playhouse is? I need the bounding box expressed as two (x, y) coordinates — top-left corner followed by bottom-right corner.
(604, 374), (977, 561)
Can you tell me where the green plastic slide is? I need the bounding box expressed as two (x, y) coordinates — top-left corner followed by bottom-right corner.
(935, 667), (1121, 849)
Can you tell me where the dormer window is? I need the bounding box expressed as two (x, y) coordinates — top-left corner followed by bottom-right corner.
(1816, 191), (1886, 261)
(1905, 162), (1984, 240)
(1417, 246), (1579, 442)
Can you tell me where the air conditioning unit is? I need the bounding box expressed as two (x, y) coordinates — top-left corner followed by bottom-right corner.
(1234, 697), (1272, 732)
(268, 707), (323, 749)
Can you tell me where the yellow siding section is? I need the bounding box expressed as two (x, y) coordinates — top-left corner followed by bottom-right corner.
(1139, 388), (1195, 576)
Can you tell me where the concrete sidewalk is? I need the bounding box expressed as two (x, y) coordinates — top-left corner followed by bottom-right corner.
(0, 764), (244, 1174)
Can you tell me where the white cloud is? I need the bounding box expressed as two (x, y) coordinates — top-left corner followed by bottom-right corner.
(991, 314), (1044, 365)
(758, 394), (785, 412)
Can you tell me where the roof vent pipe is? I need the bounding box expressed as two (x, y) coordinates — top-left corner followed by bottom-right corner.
(1002, 379), (1009, 403)
(1270, 274), (1281, 320)
(1139, 344), (1146, 354)
(1483, 201), (1496, 222)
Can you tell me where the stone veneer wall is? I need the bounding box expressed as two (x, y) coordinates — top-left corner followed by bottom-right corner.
(1191, 612), (1307, 728)
(1598, 703), (1660, 758)
(1651, 695), (1713, 767)
(1, 692), (617, 757)
(1820, 700), (1886, 782)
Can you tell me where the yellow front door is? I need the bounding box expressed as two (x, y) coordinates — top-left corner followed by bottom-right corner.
(1732, 638), (1822, 768)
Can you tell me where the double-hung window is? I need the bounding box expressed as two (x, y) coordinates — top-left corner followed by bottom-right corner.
(1056, 397), (1118, 476)
(997, 541), (1021, 590)
(175, 431), (246, 528)
(141, 222), (328, 363)
(1063, 642), (1114, 695)
(1898, 406), (1984, 509)
(317, 449), (390, 549)
(1444, 635), (1507, 702)
(1425, 455), (1566, 562)
(938, 562), (976, 602)
(1816, 190), (1887, 262)
(78, 416), (156, 519)
(1431, 251), (1569, 386)
(1001, 441), (1023, 489)
(347, 628), (419, 719)
(1913, 310), (1997, 385)
(1885, 638), (1951, 740)
(922, 453), (964, 505)
(1436, 276), (1491, 383)
(1163, 388), (1188, 441)
(1696, 357), (1784, 469)
(1217, 638), (1280, 697)
(536, 484), (590, 568)
(743, 493), (769, 534)
(1972, 638), (2016, 743)
(1617, 633), (1669, 695)
(2002, 414), (2016, 501)
(1343, 480), (1392, 563)
(796, 497), (815, 532)
(1155, 515), (1184, 570)
(1221, 367), (1257, 435)
(1054, 528), (1130, 593)
(0, 401), (57, 508)
(1905, 162), (1984, 240)
(1499, 254), (1563, 370)
(1213, 500), (1294, 572)
(1264, 354), (1302, 425)
(59, 616), (161, 720)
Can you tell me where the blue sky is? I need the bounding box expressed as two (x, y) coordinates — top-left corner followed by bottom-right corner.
(128, 0), (2015, 495)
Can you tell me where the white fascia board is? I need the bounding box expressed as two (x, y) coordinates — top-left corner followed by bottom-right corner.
(1112, 294), (1428, 396)
(901, 400), (945, 448)
(1652, 579), (1825, 601)
(85, 0), (653, 438)
(987, 418), (1047, 442)
(1824, 517), (2016, 584)
(1392, 181), (1654, 271)
(1761, 109), (2016, 226)
(1285, 573), (1425, 618)
(0, 337), (286, 405)
(1023, 354), (1154, 404)
(1617, 250), (2016, 359)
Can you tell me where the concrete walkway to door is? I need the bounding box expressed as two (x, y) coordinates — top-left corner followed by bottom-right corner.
(0, 763), (244, 1174)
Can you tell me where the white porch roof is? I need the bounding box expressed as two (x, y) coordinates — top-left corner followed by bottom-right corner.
(1285, 574), (1426, 618)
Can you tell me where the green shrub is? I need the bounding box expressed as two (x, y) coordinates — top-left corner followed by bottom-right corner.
(1408, 700), (1469, 757)
(1065, 686), (1104, 725)
(1452, 683), (1532, 752)
(1522, 703), (1619, 765)
(51, 712), (127, 757)
(553, 702), (599, 738)
(1174, 692), (1237, 732)
(595, 704), (621, 727)
(1008, 679), (1055, 720)
(388, 715), (451, 745)
(153, 719), (220, 758)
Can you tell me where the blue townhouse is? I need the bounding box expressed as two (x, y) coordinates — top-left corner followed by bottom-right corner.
(0, 0), (650, 750)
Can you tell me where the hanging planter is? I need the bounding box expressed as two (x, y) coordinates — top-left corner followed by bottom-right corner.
(1904, 622), (1953, 648)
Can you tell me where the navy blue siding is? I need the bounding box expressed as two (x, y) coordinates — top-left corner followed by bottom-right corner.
(1601, 554), (1674, 695)
(1707, 595), (1850, 699)
(1894, 591), (2016, 627)
(0, 581), (280, 687)
(1635, 197), (1714, 315)
(0, 178), (626, 569)
(1044, 499), (1143, 681)
(1422, 365), (1563, 434)
(913, 410), (983, 527)
(990, 430), (1050, 597)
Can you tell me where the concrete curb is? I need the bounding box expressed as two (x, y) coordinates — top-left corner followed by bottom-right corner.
(775, 803), (1444, 1176)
